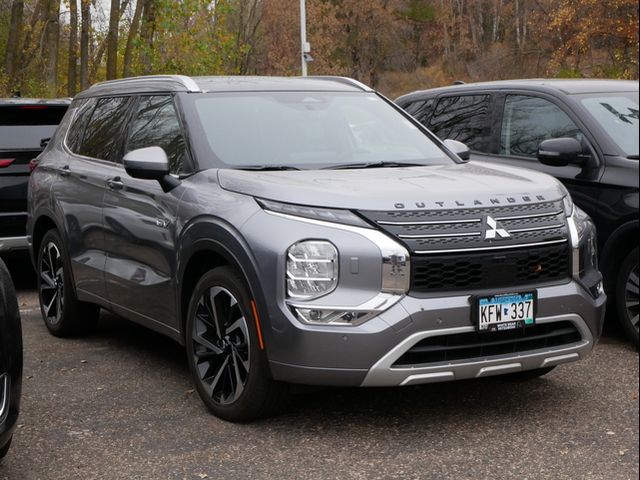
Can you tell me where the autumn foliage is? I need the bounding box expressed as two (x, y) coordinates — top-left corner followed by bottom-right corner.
(1, 0), (638, 99)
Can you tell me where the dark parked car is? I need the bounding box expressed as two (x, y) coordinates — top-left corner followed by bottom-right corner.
(397, 80), (639, 345)
(1, 98), (70, 254)
(0, 258), (23, 460)
(28, 75), (605, 421)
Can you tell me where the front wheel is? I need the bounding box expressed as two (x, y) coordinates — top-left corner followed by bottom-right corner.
(616, 248), (639, 347)
(185, 266), (289, 422)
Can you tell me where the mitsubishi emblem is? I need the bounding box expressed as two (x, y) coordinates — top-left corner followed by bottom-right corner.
(484, 215), (511, 240)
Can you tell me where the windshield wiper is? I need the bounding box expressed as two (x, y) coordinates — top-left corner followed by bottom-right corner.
(235, 165), (301, 171)
(323, 161), (427, 170)
(627, 154), (639, 160)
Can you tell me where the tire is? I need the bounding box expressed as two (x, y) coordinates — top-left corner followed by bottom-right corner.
(500, 366), (556, 381)
(0, 436), (12, 461)
(185, 266), (289, 422)
(616, 248), (639, 346)
(36, 229), (99, 337)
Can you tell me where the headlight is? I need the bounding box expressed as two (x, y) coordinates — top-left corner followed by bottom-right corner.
(286, 240), (338, 300)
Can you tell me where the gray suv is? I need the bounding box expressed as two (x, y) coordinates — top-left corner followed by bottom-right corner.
(28, 75), (606, 421)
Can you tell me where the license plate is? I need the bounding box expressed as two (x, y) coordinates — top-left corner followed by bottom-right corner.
(476, 292), (536, 332)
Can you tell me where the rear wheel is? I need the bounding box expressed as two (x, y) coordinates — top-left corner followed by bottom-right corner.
(36, 229), (99, 337)
(185, 266), (289, 422)
(616, 248), (639, 346)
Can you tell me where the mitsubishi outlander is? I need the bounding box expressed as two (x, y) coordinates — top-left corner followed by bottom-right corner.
(27, 76), (606, 421)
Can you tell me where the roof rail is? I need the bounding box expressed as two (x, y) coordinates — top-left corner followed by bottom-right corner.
(305, 76), (373, 92)
(90, 75), (201, 93)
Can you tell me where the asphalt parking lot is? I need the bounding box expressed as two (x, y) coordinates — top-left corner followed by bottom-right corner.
(1, 263), (638, 480)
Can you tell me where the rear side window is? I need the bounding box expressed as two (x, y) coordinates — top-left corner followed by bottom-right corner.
(428, 95), (492, 152)
(66, 99), (96, 153)
(79, 96), (133, 162)
(0, 105), (68, 150)
(126, 95), (189, 175)
(500, 95), (582, 157)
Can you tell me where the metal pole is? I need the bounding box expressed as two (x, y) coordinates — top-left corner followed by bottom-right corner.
(300, 0), (308, 76)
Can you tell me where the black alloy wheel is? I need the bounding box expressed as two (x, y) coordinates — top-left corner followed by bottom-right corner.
(39, 241), (64, 326)
(192, 286), (251, 405)
(36, 229), (99, 337)
(185, 266), (289, 422)
(617, 248), (639, 346)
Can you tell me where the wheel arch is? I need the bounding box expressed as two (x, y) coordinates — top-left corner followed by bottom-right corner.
(176, 217), (269, 347)
(31, 211), (65, 268)
(600, 219), (639, 295)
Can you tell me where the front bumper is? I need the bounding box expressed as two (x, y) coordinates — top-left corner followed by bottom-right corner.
(266, 280), (606, 387)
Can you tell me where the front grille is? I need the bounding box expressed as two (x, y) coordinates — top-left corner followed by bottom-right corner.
(393, 321), (582, 367)
(359, 200), (567, 253)
(411, 243), (570, 293)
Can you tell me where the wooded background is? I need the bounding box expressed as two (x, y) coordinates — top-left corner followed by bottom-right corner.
(1, 0), (638, 99)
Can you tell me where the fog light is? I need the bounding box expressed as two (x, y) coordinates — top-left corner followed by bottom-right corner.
(294, 307), (375, 325)
(286, 241), (338, 300)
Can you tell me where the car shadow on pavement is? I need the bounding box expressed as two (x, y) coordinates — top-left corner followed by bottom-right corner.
(69, 309), (579, 429)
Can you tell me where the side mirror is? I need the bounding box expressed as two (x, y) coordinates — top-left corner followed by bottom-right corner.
(537, 138), (586, 167)
(123, 146), (180, 192)
(444, 139), (471, 161)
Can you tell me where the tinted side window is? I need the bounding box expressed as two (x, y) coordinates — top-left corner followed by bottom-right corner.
(404, 97), (436, 126)
(126, 95), (188, 175)
(66, 99), (96, 153)
(500, 95), (582, 157)
(80, 96), (133, 162)
(428, 95), (492, 152)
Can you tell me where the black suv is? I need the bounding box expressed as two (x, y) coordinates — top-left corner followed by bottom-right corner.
(1, 98), (70, 255)
(397, 80), (639, 344)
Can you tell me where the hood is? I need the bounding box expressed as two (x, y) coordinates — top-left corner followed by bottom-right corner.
(217, 161), (567, 211)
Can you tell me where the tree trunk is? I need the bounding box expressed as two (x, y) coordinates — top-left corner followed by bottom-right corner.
(43, 0), (60, 96)
(139, 0), (156, 74)
(68, 0), (78, 96)
(4, 0), (24, 92)
(106, 0), (120, 80)
(80, 0), (90, 90)
(123, 0), (145, 77)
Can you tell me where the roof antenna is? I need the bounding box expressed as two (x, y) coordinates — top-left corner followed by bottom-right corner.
(453, 80), (465, 85)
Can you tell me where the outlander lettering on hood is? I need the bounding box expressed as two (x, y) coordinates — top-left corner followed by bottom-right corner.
(392, 194), (547, 210)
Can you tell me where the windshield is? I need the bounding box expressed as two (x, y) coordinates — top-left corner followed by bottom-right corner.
(186, 92), (453, 169)
(578, 92), (639, 157)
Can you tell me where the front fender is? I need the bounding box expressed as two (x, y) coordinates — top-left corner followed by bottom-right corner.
(176, 216), (271, 345)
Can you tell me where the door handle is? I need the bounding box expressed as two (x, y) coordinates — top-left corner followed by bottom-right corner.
(106, 177), (124, 190)
(59, 165), (70, 177)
